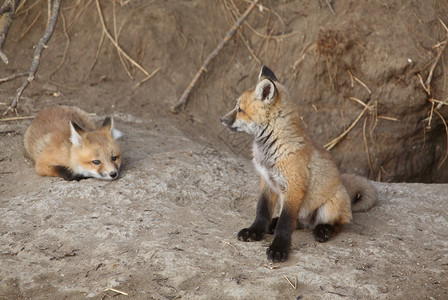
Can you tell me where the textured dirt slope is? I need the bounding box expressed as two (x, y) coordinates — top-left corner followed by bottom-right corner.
(1, 0), (447, 182)
(1, 113), (447, 299)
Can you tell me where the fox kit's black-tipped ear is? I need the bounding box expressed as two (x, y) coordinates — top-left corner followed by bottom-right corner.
(69, 121), (84, 147)
(102, 116), (122, 140)
(102, 116), (111, 127)
(259, 65), (278, 82)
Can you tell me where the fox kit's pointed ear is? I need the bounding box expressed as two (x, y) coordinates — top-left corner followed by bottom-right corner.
(258, 65), (278, 82)
(102, 116), (122, 140)
(69, 121), (84, 147)
(255, 79), (276, 102)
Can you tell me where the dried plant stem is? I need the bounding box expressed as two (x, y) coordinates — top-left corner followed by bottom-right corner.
(326, 0), (336, 14)
(3, 0), (61, 116)
(434, 110), (448, 169)
(283, 275), (297, 290)
(423, 19), (448, 95)
(0, 0), (22, 64)
(171, 0), (260, 114)
(363, 117), (373, 176)
(113, 0), (133, 79)
(95, 0), (149, 77)
(16, 10), (41, 42)
(325, 100), (372, 151)
(103, 287), (128, 296)
(347, 70), (371, 94)
(86, 29), (105, 77)
(0, 71), (28, 83)
(49, 9), (68, 77)
(0, 115), (34, 122)
(133, 66), (161, 88)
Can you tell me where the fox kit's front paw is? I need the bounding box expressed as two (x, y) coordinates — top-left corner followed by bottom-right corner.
(266, 242), (289, 262)
(237, 228), (264, 242)
(313, 224), (334, 243)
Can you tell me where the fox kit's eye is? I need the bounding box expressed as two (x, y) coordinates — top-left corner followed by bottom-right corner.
(92, 160), (101, 165)
(111, 156), (118, 161)
(238, 107), (243, 113)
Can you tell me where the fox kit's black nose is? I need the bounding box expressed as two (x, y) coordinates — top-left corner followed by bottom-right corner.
(220, 117), (224, 123)
(110, 171), (118, 179)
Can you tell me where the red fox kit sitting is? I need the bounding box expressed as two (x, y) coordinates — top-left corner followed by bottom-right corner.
(24, 106), (122, 181)
(220, 66), (376, 262)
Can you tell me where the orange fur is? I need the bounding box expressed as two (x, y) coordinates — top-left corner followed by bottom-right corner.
(221, 66), (377, 262)
(24, 106), (122, 181)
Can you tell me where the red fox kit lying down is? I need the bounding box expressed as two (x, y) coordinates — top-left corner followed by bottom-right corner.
(220, 66), (377, 262)
(24, 106), (122, 181)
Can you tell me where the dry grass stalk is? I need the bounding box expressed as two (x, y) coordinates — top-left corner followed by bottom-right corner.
(0, 115), (34, 122)
(104, 287), (128, 296)
(49, 10), (69, 77)
(434, 110), (448, 169)
(363, 117), (373, 176)
(423, 19), (448, 95)
(283, 275), (297, 290)
(170, 0), (260, 114)
(95, 0), (149, 77)
(113, 0), (133, 79)
(429, 98), (448, 108)
(86, 29), (105, 77)
(16, 10), (42, 42)
(347, 70), (371, 94)
(293, 43), (316, 70)
(133, 67), (161, 88)
(325, 100), (372, 151)
(326, 0), (336, 14)
(377, 115), (398, 121)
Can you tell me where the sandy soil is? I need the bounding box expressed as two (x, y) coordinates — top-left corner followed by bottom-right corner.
(1, 0), (448, 299)
(1, 113), (448, 299)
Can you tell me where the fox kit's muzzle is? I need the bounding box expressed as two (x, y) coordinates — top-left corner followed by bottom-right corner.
(220, 108), (237, 131)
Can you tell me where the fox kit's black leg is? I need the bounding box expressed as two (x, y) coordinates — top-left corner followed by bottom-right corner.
(266, 192), (303, 262)
(238, 180), (277, 242)
(266, 205), (296, 262)
(238, 190), (271, 241)
(54, 165), (86, 181)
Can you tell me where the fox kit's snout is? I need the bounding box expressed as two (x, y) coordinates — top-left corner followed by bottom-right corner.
(221, 66), (377, 262)
(25, 106), (122, 181)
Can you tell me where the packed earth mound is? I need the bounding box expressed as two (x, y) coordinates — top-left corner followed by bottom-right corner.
(0, 0), (447, 299)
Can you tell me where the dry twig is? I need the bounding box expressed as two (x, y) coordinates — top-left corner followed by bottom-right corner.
(434, 110), (448, 169)
(15, 10), (41, 42)
(0, 0), (22, 64)
(325, 100), (372, 151)
(133, 67), (161, 88)
(325, 0), (336, 15)
(171, 0), (260, 114)
(283, 275), (297, 290)
(0, 115), (34, 122)
(49, 9), (68, 77)
(3, 0), (61, 116)
(0, 71), (28, 83)
(103, 287), (128, 296)
(95, 0), (149, 77)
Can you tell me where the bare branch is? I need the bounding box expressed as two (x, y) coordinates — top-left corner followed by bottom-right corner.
(0, 0), (22, 64)
(170, 0), (260, 114)
(3, 0), (61, 116)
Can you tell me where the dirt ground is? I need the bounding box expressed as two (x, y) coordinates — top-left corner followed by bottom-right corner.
(1, 0), (448, 299)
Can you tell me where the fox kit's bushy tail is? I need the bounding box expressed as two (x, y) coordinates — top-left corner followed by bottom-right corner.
(341, 173), (377, 212)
